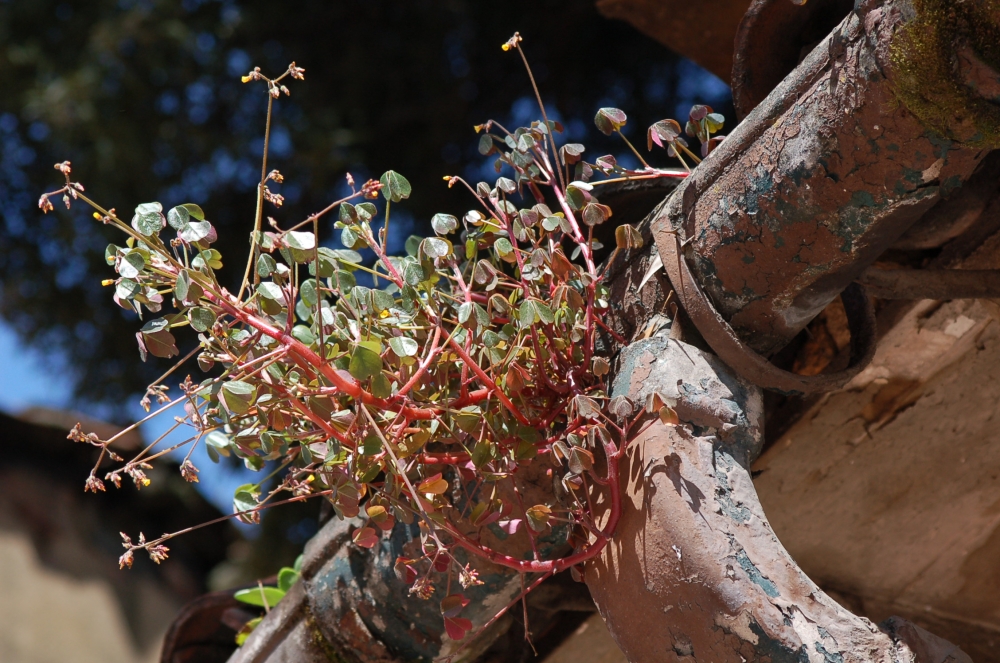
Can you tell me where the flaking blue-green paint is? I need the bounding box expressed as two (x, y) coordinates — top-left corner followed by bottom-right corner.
(714, 451), (752, 524)
(815, 642), (846, 663)
(733, 545), (780, 598)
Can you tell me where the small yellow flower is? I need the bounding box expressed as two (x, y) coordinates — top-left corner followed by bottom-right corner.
(101, 279), (115, 286)
(241, 75), (251, 83)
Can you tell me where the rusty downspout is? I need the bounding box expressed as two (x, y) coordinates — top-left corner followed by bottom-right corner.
(585, 0), (1000, 661)
(653, 0), (1000, 357)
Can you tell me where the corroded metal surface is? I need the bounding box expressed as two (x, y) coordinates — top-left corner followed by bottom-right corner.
(654, 0), (1000, 355)
(586, 332), (971, 662)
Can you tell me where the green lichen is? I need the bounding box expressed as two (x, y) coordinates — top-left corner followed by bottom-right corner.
(890, 0), (1000, 148)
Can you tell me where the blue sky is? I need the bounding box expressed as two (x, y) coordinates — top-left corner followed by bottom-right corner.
(0, 319), (254, 515)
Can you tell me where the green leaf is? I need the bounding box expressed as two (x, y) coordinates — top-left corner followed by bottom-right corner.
(188, 307), (216, 332)
(494, 237), (513, 259)
(174, 269), (204, 304)
(349, 343), (382, 380)
(235, 616), (262, 646)
(706, 113), (725, 133)
(371, 289), (394, 313)
(356, 202), (378, 222)
(132, 202), (165, 236)
(277, 567), (301, 593)
(594, 107), (627, 135)
(471, 440), (494, 468)
(167, 205), (212, 243)
(234, 586), (285, 608)
(340, 226), (361, 249)
(221, 381), (257, 415)
(388, 336), (418, 357)
(257, 282), (284, 301)
(257, 254), (277, 277)
(193, 249), (223, 270)
(478, 134), (495, 156)
(118, 251), (146, 279)
(339, 202), (358, 223)
(285, 231), (316, 251)
(518, 299), (553, 327)
(542, 215), (565, 232)
(525, 504), (552, 532)
(371, 373), (392, 398)
(300, 279), (319, 307)
(420, 237), (452, 259)
(292, 325), (315, 345)
(431, 213), (458, 236)
(404, 235), (422, 257)
(454, 406), (481, 434)
(331, 269), (356, 291)
(361, 433), (382, 456)
(205, 431), (231, 457)
(179, 203), (205, 220)
(380, 170), (412, 202)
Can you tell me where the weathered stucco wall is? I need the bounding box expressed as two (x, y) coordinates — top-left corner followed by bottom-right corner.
(755, 285), (1000, 661)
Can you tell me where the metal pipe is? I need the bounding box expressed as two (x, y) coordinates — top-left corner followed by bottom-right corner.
(653, 0), (1000, 356)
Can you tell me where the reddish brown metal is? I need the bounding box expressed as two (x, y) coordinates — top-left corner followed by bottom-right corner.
(654, 0), (1000, 356)
(659, 230), (876, 394)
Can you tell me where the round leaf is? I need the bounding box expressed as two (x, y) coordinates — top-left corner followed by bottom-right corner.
(349, 344), (382, 380)
(431, 213), (458, 236)
(380, 170), (412, 203)
(389, 336), (419, 357)
(132, 202), (165, 236)
(594, 107), (627, 135)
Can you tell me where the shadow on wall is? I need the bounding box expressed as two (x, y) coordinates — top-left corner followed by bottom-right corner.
(0, 409), (233, 662)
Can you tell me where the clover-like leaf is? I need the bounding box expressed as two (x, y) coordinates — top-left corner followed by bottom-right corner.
(441, 593), (470, 618)
(352, 526), (380, 549)
(167, 205), (212, 243)
(444, 616), (474, 641)
(349, 343), (383, 380)
(188, 307), (216, 332)
(594, 107), (627, 135)
(431, 213), (458, 236)
(418, 473), (449, 495)
(615, 223), (643, 250)
(380, 170), (412, 202)
(285, 231), (316, 251)
(221, 381), (257, 415)
(389, 336), (419, 357)
(420, 237), (452, 260)
(132, 202), (165, 236)
(647, 119), (682, 150)
(525, 504), (552, 532)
